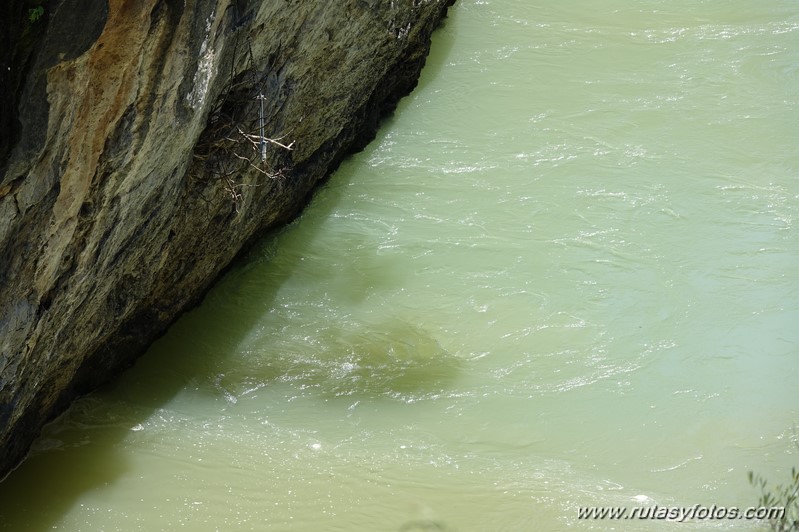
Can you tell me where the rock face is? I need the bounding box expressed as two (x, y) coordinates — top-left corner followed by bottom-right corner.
(0, 0), (454, 479)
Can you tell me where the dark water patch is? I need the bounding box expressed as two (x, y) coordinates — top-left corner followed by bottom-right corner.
(217, 318), (462, 401)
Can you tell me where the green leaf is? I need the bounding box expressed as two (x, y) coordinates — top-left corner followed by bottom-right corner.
(28, 6), (44, 23)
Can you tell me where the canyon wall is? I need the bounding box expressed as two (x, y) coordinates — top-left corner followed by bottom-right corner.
(0, 0), (454, 479)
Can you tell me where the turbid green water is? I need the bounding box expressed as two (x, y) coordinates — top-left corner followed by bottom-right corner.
(2, 1), (798, 530)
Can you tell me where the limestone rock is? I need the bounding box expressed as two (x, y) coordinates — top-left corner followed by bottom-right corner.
(0, 0), (454, 479)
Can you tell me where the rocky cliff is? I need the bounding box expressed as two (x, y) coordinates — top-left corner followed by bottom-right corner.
(0, 0), (454, 479)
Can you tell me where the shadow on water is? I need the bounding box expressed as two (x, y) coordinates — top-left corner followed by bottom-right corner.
(408, 9), (459, 98)
(0, 410), (132, 531)
(0, 140), (461, 530)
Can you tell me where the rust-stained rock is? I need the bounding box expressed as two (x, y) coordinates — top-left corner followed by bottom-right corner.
(0, 0), (454, 479)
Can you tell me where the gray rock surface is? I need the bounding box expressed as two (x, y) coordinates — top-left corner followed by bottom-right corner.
(0, 0), (454, 480)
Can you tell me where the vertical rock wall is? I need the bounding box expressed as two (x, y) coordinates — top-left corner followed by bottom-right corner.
(0, 0), (454, 479)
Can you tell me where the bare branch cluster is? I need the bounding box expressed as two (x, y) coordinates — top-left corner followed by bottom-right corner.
(191, 36), (293, 212)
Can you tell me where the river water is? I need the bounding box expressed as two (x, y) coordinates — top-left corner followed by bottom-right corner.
(2, 1), (798, 530)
